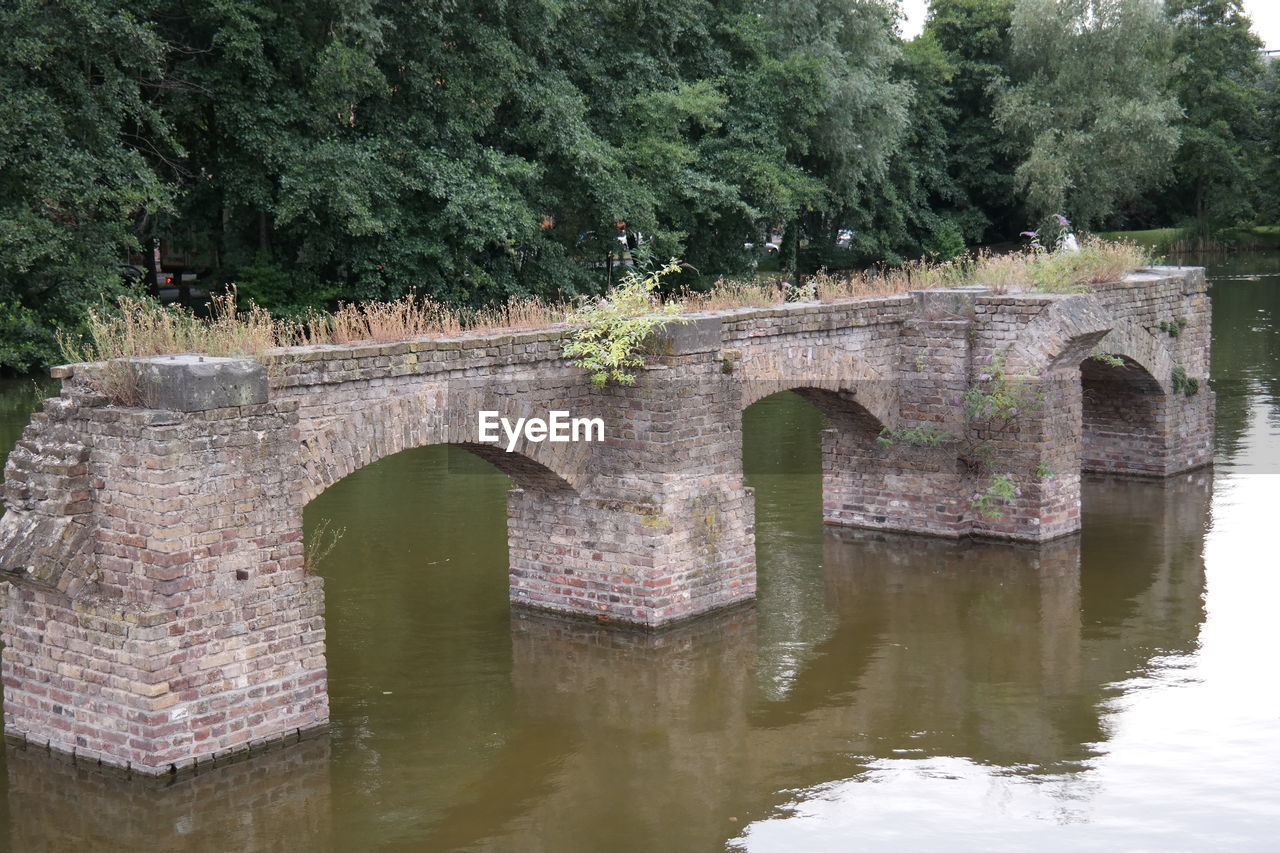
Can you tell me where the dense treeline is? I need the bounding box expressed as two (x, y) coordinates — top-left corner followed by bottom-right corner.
(1, 0), (1276, 372)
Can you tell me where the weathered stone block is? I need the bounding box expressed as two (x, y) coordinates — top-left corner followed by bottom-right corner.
(911, 286), (989, 318)
(647, 316), (723, 355)
(126, 354), (268, 412)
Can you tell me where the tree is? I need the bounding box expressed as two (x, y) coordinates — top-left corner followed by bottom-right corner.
(768, 0), (911, 270)
(0, 0), (170, 372)
(1158, 0), (1266, 228)
(924, 0), (1019, 242)
(849, 32), (969, 265)
(1259, 59), (1280, 224)
(995, 0), (1181, 229)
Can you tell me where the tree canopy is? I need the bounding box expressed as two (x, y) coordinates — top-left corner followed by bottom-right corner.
(1, 0), (1277, 372)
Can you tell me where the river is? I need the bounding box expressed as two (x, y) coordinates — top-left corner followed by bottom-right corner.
(0, 253), (1277, 850)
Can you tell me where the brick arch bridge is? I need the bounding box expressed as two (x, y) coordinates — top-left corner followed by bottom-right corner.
(0, 267), (1213, 774)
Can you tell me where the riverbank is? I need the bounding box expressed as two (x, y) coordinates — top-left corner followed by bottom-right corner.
(1095, 224), (1280, 254)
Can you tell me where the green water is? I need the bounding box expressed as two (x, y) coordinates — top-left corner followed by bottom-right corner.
(1, 256), (1278, 850)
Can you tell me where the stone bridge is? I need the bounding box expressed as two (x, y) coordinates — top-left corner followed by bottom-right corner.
(0, 267), (1213, 774)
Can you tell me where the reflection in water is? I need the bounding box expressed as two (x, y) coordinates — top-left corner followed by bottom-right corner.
(0, 257), (1276, 850)
(1199, 251), (1280, 473)
(3, 734), (331, 852)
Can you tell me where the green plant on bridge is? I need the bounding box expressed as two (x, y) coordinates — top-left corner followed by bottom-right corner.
(963, 351), (1043, 423)
(971, 472), (1020, 520)
(971, 460), (1057, 521)
(876, 424), (954, 448)
(563, 260), (686, 387)
(960, 350), (1046, 520)
(1089, 351), (1126, 368)
(1171, 365), (1200, 397)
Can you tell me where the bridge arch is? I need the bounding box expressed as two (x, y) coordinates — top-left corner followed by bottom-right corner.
(1006, 293), (1113, 379)
(732, 346), (898, 430)
(1078, 352), (1170, 476)
(1085, 317), (1176, 396)
(296, 389), (594, 505)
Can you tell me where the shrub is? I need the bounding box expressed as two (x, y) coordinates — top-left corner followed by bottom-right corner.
(0, 301), (59, 374)
(1024, 238), (1153, 293)
(972, 472), (1019, 520)
(561, 260), (685, 386)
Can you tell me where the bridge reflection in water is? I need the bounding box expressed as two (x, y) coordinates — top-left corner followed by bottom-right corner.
(3, 469), (1211, 853)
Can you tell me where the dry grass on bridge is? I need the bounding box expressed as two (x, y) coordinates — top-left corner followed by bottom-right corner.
(61, 239), (1152, 363)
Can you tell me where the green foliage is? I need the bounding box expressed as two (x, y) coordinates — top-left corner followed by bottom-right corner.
(2, 0), (1276, 374)
(0, 0), (170, 373)
(230, 254), (342, 316)
(1158, 1), (1268, 228)
(231, 255), (297, 313)
(1090, 352), (1127, 368)
(924, 220), (968, 262)
(144, 0), (912, 305)
(847, 30), (967, 264)
(0, 301), (57, 373)
(1035, 461), (1057, 480)
(972, 472), (1019, 519)
(964, 352), (1040, 422)
(996, 0), (1181, 228)
(1024, 240), (1153, 292)
(1172, 365), (1201, 396)
(1156, 316), (1190, 337)
(924, 0), (1020, 242)
(876, 424), (954, 448)
(961, 348), (1044, 520)
(562, 260), (685, 387)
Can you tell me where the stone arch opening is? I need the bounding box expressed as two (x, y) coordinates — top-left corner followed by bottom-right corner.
(1079, 355), (1168, 475)
(295, 393), (591, 508)
(742, 386), (894, 538)
(299, 441), (545, 786)
(300, 439), (591, 725)
(304, 438), (576, 508)
(300, 437), (582, 616)
(741, 390), (827, 531)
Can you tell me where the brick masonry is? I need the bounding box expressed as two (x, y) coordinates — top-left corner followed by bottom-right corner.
(0, 266), (1212, 774)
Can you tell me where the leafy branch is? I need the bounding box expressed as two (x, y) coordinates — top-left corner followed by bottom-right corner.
(562, 259), (686, 387)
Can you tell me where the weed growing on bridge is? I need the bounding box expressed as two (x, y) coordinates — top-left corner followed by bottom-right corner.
(1156, 316), (1189, 337)
(972, 473), (1019, 520)
(1172, 366), (1201, 397)
(562, 260), (686, 386)
(58, 241), (1153, 383)
(687, 238), (1152, 305)
(875, 424), (954, 448)
(868, 350), (1054, 522)
(305, 519), (346, 571)
(963, 353), (1043, 422)
(316, 294), (561, 344)
(1022, 238), (1153, 293)
(1089, 352), (1127, 368)
(960, 351), (1048, 520)
(60, 289), (280, 362)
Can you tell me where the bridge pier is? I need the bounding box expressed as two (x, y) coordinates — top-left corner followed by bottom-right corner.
(0, 267), (1213, 774)
(0, 362), (326, 774)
